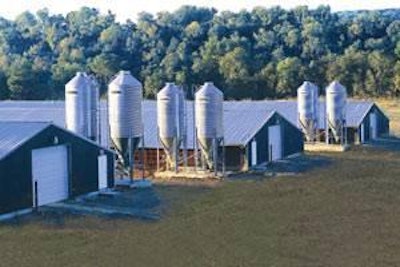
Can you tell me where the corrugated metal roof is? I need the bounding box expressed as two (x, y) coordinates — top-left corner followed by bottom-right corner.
(0, 99), (376, 149)
(0, 100), (278, 149)
(226, 109), (276, 146)
(0, 101), (112, 147)
(0, 122), (50, 160)
(223, 100), (374, 128)
(140, 102), (277, 147)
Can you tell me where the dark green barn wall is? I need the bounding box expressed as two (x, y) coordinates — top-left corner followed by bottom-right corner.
(373, 105), (390, 136)
(0, 147), (34, 214)
(364, 117), (371, 141)
(247, 113), (304, 167)
(251, 119), (270, 165)
(281, 116), (304, 157)
(0, 125), (114, 215)
(36, 126), (115, 195)
(247, 117), (270, 167)
(358, 105), (390, 142)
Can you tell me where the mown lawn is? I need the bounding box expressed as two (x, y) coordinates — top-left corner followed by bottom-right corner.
(1, 144), (400, 267)
(1, 97), (398, 267)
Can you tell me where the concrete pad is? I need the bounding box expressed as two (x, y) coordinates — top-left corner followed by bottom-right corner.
(98, 189), (121, 197)
(154, 169), (223, 180)
(305, 143), (349, 152)
(114, 178), (133, 186)
(114, 178), (153, 188)
(130, 179), (152, 188)
(0, 208), (32, 222)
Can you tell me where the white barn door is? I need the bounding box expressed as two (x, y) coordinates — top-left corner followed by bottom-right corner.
(251, 140), (257, 166)
(32, 145), (69, 207)
(268, 125), (282, 161)
(360, 123), (365, 143)
(98, 155), (108, 190)
(370, 113), (378, 139)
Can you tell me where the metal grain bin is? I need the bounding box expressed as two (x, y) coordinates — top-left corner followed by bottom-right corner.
(108, 71), (143, 167)
(157, 83), (187, 170)
(326, 81), (347, 142)
(87, 74), (99, 141)
(297, 81), (318, 141)
(65, 72), (91, 138)
(195, 82), (224, 169)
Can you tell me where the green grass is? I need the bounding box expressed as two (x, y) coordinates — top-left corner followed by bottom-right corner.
(1, 100), (399, 267)
(375, 98), (400, 136)
(1, 146), (400, 267)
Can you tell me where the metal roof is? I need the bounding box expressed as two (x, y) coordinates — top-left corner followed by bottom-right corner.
(0, 99), (378, 149)
(0, 100), (280, 149)
(109, 71), (142, 88)
(0, 121), (49, 160)
(141, 102), (277, 148)
(224, 100), (375, 128)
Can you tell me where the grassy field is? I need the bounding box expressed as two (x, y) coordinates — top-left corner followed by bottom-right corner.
(1, 145), (400, 266)
(0, 98), (399, 267)
(375, 98), (400, 136)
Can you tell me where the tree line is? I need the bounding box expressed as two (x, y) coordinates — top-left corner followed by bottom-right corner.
(0, 5), (399, 100)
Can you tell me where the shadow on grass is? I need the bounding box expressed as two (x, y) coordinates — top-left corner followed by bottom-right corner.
(366, 136), (400, 151)
(228, 154), (332, 181)
(0, 187), (162, 226)
(0, 184), (213, 227)
(1, 208), (81, 228)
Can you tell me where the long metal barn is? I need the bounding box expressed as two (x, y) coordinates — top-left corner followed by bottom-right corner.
(0, 98), (390, 172)
(0, 101), (304, 173)
(228, 100), (390, 144)
(0, 99), (389, 145)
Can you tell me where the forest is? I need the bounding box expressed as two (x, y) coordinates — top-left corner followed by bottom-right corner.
(0, 5), (399, 100)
